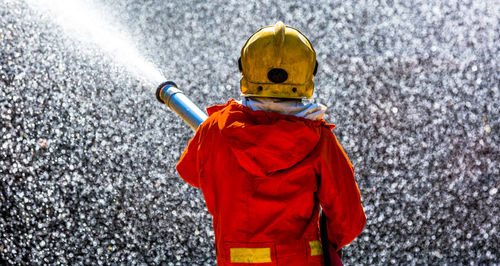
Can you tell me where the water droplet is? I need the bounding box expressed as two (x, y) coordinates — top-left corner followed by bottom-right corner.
(484, 124), (491, 135)
(38, 138), (48, 149)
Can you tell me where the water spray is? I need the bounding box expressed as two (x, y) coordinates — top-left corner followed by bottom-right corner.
(26, 0), (165, 87)
(156, 81), (208, 130)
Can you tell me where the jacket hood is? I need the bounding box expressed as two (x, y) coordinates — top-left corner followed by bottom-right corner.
(207, 100), (334, 176)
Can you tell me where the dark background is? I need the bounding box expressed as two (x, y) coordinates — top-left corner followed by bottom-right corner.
(1, 0), (498, 264)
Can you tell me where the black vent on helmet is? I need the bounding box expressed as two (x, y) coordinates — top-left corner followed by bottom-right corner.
(267, 68), (288, 83)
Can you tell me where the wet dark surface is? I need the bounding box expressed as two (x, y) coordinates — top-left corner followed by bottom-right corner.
(1, 0), (499, 264)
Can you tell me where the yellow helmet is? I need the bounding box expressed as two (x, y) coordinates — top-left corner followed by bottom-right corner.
(239, 21), (317, 99)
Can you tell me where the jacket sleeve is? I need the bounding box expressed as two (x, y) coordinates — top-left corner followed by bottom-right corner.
(176, 125), (205, 188)
(317, 130), (366, 251)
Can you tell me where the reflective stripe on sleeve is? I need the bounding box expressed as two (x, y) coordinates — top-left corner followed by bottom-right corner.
(309, 240), (323, 256)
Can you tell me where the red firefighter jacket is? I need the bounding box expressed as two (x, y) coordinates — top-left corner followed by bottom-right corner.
(176, 100), (366, 265)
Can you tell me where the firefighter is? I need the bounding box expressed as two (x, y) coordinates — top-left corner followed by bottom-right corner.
(176, 21), (366, 265)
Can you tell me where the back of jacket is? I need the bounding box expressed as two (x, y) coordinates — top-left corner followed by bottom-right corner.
(177, 100), (366, 265)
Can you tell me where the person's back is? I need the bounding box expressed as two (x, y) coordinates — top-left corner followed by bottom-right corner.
(176, 22), (366, 265)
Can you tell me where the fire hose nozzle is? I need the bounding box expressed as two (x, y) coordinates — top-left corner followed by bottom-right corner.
(156, 81), (208, 130)
(156, 81), (179, 104)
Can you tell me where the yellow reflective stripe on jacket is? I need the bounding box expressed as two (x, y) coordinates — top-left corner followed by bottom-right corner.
(309, 240), (323, 256)
(230, 247), (272, 263)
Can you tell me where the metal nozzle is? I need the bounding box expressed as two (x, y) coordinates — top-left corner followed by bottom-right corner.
(156, 81), (179, 104)
(156, 81), (208, 130)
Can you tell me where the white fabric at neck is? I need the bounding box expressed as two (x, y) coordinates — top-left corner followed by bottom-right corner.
(240, 97), (327, 121)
